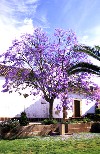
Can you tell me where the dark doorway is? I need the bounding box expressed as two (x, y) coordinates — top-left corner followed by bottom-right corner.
(74, 100), (80, 117)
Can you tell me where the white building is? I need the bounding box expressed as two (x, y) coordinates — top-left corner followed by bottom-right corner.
(0, 64), (98, 121)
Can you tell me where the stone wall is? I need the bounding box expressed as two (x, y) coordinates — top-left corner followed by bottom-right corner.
(65, 122), (93, 133)
(0, 124), (59, 139)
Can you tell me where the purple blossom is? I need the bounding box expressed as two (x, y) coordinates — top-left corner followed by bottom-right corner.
(0, 28), (98, 118)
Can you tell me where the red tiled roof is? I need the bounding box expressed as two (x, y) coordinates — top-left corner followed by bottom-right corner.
(0, 64), (14, 76)
(0, 64), (30, 77)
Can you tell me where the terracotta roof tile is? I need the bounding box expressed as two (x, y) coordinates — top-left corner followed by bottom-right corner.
(0, 64), (14, 76)
(0, 64), (30, 77)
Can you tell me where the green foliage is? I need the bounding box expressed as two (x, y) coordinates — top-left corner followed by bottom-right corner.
(0, 119), (20, 134)
(85, 113), (95, 120)
(74, 45), (100, 61)
(66, 119), (79, 124)
(85, 112), (100, 121)
(93, 108), (100, 121)
(94, 114), (100, 121)
(82, 117), (91, 123)
(43, 119), (58, 125)
(19, 112), (29, 126)
(91, 122), (100, 133)
(66, 117), (91, 124)
(71, 45), (100, 75)
(68, 62), (100, 75)
(95, 108), (100, 114)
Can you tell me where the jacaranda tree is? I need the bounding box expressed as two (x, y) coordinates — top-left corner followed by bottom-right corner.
(0, 28), (98, 119)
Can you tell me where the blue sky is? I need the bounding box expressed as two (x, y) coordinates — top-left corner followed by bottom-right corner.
(0, 0), (100, 84)
(0, 0), (100, 54)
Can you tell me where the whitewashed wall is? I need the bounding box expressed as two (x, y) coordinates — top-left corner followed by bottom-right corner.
(0, 76), (49, 118)
(0, 76), (96, 119)
(53, 93), (96, 119)
(68, 92), (96, 118)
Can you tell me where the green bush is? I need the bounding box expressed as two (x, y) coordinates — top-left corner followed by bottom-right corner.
(66, 119), (79, 124)
(66, 117), (91, 124)
(94, 114), (100, 121)
(95, 108), (100, 114)
(85, 113), (95, 120)
(43, 119), (58, 125)
(19, 112), (29, 126)
(82, 117), (91, 123)
(91, 122), (100, 133)
(0, 119), (20, 133)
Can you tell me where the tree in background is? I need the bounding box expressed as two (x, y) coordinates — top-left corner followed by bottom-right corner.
(0, 28), (98, 119)
(74, 45), (100, 61)
(69, 45), (100, 75)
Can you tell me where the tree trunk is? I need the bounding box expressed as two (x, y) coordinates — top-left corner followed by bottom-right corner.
(63, 106), (67, 122)
(44, 95), (55, 119)
(49, 98), (54, 120)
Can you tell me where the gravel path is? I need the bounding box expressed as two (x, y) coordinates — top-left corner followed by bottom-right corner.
(60, 133), (100, 140)
(39, 133), (100, 141)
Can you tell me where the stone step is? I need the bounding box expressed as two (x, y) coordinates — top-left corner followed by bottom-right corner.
(50, 131), (60, 135)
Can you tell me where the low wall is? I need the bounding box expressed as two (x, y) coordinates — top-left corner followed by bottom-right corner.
(1, 122), (100, 139)
(1, 124), (59, 139)
(65, 122), (93, 133)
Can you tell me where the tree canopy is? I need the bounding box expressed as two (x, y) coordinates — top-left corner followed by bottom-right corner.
(0, 28), (99, 119)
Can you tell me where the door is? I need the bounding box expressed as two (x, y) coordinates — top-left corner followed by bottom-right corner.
(74, 100), (80, 117)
